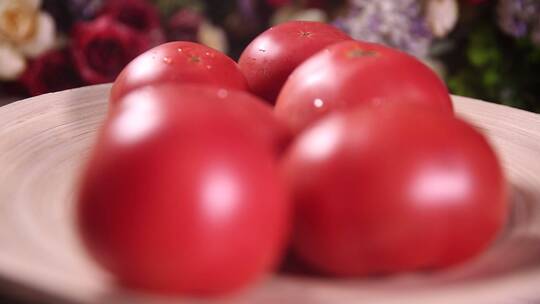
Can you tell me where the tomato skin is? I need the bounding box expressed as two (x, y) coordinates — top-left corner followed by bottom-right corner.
(281, 104), (507, 276)
(238, 21), (351, 103)
(275, 40), (454, 134)
(110, 41), (248, 105)
(110, 84), (290, 156)
(77, 84), (290, 295)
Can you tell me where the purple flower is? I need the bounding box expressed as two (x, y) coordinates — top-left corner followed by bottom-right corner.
(236, 0), (272, 29)
(334, 0), (433, 57)
(497, 0), (540, 45)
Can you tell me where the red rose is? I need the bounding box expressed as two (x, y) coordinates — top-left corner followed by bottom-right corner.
(72, 16), (152, 84)
(266, 0), (292, 8)
(166, 9), (202, 42)
(305, 0), (328, 8)
(100, 0), (165, 45)
(20, 49), (84, 96)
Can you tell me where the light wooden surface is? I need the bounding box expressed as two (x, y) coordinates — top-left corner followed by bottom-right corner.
(0, 84), (540, 304)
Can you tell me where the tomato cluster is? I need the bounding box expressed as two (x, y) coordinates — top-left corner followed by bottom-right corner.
(77, 21), (508, 297)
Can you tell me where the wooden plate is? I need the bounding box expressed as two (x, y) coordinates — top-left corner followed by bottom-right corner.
(1, 84), (539, 304)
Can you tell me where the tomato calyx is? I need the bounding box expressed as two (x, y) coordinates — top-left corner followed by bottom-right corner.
(346, 48), (378, 58)
(189, 55), (202, 63)
(299, 31), (313, 38)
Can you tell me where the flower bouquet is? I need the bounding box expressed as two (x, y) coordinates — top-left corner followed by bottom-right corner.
(0, 0), (226, 96)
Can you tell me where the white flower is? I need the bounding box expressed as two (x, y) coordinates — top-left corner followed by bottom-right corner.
(0, 43), (26, 80)
(17, 12), (56, 58)
(292, 8), (327, 23)
(425, 0), (459, 38)
(272, 6), (328, 25)
(0, 0), (41, 42)
(0, 0), (56, 80)
(198, 21), (229, 53)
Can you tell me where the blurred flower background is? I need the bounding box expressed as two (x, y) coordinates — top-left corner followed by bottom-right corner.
(0, 0), (539, 112)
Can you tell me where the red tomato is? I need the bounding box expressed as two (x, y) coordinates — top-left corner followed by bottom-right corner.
(112, 84), (290, 156)
(78, 84), (291, 295)
(281, 104), (507, 276)
(238, 21), (351, 103)
(110, 41), (248, 105)
(275, 40), (454, 134)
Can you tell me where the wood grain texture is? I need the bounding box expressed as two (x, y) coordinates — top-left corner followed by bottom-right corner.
(0, 84), (539, 304)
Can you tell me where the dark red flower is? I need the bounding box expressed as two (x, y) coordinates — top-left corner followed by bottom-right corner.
(305, 0), (328, 8)
(266, 0), (292, 8)
(166, 9), (202, 42)
(72, 16), (152, 84)
(20, 48), (84, 96)
(100, 0), (164, 45)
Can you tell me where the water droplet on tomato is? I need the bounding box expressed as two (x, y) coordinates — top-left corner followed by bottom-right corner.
(313, 98), (325, 108)
(372, 98), (383, 106)
(217, 89), (229, 98)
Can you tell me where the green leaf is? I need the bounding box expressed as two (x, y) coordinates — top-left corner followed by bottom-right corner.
(482, 68), (499, 87)
(467, 27), (501, 67)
